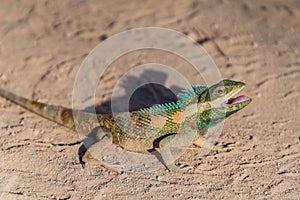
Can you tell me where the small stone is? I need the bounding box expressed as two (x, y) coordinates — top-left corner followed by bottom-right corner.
(256, 93), (261, 97)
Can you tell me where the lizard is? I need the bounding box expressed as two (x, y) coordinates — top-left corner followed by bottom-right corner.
(0, 79), (251, 172)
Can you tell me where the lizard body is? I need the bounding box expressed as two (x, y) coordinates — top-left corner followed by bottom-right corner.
(0, 79), (251, 171)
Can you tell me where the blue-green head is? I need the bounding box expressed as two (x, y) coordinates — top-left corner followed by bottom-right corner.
(197, 79), (251, 131)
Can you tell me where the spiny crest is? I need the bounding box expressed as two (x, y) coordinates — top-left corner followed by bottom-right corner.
(138, 102), (180, 114)
(192, 85), (207, 94)
(177, 85), (207, 107)
(137, 85), (207, 115)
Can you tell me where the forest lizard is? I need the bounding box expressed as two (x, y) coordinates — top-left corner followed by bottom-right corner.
(0, 79), (251, 172)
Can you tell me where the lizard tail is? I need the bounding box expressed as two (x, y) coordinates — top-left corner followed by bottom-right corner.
(0, 88), (77, 130)
(0, 88), (115, 134)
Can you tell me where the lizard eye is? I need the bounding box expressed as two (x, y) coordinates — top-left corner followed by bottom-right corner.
(214, 87), (226, 97)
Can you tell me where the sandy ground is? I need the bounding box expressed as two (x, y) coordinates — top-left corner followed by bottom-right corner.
(0, 0), (299, 199)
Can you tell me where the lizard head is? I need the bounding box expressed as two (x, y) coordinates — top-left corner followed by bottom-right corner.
(197, 79), (251, 130)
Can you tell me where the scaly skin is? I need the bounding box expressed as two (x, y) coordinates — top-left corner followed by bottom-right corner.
(0, 79), (251, 171)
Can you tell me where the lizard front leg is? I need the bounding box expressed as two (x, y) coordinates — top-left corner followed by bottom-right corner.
(159, 127), (197, 172)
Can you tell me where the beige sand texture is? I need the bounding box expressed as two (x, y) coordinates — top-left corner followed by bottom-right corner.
(0, 0), (299, 199)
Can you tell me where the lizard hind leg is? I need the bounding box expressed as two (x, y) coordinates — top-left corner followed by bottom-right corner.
(158, 128), (197, 172)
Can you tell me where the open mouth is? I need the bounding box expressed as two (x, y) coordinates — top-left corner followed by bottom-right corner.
(223, 95), (251, 106)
